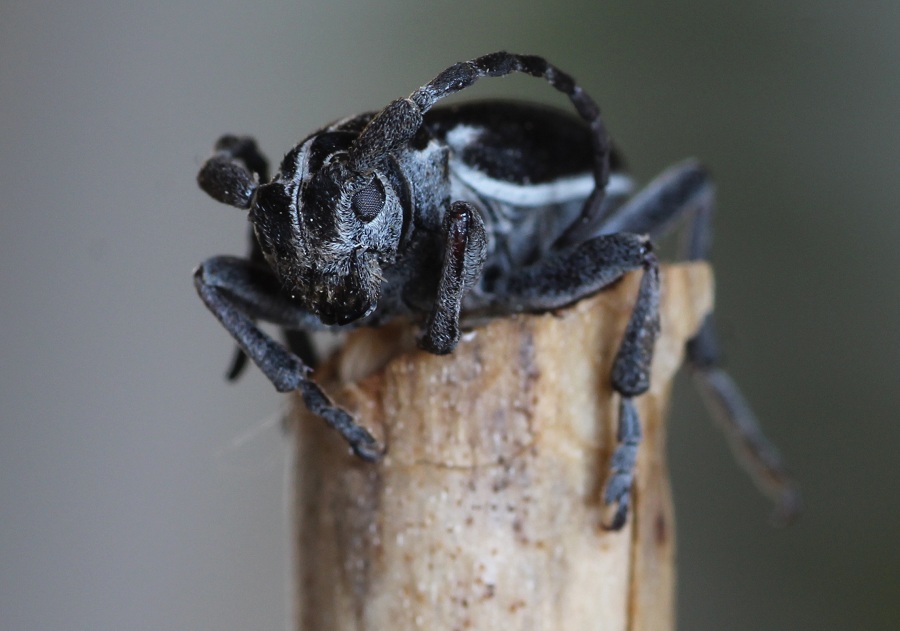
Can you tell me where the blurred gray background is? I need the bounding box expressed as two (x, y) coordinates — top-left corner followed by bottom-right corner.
(1, 1), (897, 629)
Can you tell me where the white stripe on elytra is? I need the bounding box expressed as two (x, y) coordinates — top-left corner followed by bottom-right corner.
(445, 125), (632, 206)
(451, 159), (632, 207)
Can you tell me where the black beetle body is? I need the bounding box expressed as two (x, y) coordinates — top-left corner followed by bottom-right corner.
(195, 52), (799, 529)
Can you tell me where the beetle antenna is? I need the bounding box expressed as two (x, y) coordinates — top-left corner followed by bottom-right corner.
(349, 98), (423, 172)
(198, 135), (270, 210)
(349, 52), (610, 236)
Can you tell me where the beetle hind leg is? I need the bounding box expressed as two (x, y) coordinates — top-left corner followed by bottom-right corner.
(687, 317), (802, 523)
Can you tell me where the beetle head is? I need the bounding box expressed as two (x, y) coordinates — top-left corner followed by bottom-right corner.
(250, 128), (406, 325)
(199, 100), (424, 326)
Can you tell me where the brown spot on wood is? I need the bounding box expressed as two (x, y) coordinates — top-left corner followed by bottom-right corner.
(509, 600), (526, 614)
(655, 512), (668, 546)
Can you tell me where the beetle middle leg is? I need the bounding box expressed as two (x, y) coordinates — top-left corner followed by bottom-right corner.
(194, 255), (383, 461)
(600, 160), (801, 522)
(491, 232), (660, 529)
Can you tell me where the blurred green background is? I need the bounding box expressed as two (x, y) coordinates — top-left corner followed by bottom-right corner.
(2, 1), (897, 629)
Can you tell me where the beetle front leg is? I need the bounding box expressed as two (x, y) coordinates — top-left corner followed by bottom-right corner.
(194, 256), (383, 461)
(418, 201), (487, 355)
(197, 135), (276, 380)
(224, 235), (321, 381)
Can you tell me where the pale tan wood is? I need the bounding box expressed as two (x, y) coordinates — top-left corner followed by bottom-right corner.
(291, 262), (713, 631)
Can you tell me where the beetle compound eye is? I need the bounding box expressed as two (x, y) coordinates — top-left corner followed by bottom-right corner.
(350, 178), (385, 222)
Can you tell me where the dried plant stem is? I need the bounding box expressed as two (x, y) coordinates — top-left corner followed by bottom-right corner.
(292, 262), (712, 631)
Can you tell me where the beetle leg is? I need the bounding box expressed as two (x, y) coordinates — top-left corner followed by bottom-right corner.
(229, 329), (319, 380)
(226, 226), (300, 380)
(419, 202), (487, 354)
(603, 398), (642, 531)
(194, 256), (383, 461)
(195, 256), (329, 328)
(600, 161), (801, 522)
(687, 318), (802, 523)
(492, 233), (658, 529)
(595, 159), (712, 253)
(605, 256), (660, 530)
(500, 233), (649, 312)
(197, 136), (274, 380)
(225, 231), (321, 379)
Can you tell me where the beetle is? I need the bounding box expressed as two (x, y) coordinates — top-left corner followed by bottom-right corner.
(195, 51), (799, 529)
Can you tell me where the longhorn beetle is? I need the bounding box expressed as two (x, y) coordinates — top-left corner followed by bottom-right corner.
(195, 51), (799, 529)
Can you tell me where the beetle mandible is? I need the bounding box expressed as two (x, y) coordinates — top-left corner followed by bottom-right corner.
(195, 51), (799, 529)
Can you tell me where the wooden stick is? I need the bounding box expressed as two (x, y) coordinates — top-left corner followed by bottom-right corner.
(291, 262), (712, 631)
